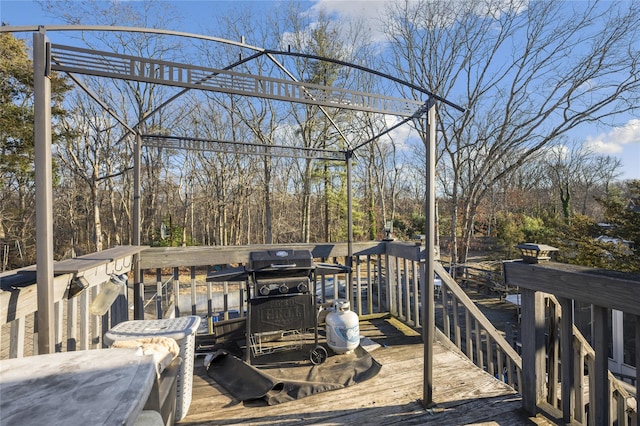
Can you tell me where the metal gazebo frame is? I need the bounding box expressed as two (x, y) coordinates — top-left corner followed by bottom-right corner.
(2, 24), (464, 406)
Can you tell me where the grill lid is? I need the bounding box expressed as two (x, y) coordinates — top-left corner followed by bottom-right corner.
(248, 249), (314, 272)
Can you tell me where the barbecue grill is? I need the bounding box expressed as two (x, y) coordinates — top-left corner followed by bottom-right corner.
(246, 249), (325, 364)
(206, 249), (351, 365)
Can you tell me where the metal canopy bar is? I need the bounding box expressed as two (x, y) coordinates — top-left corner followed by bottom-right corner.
(352, 102), (430, 152)
(264, 50), (466, 113)
(141, 134), (347, 161)
(50, 43), (424, 117)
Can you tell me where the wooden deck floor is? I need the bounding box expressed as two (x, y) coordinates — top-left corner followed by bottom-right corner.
(179, 317), (538, 425)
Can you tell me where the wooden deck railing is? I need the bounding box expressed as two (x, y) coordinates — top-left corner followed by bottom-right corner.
(504, 261), (638, 425)
(433, 262), (523, 389)
(0, 246), (141, 357)
(2, 243), (636, 425)
(522, 293), (637, 425)
(138, 242), (389, 329)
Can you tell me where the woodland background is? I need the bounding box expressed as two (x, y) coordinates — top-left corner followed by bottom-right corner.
(1, 0), (639, 272)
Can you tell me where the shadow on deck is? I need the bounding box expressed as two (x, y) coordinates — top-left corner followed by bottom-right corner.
(179, 317), (537, 425)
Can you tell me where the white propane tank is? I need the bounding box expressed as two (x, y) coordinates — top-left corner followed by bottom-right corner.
(325, 299), (360, 354)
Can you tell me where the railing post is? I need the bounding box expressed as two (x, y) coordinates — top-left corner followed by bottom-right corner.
(521, 288), (546, 414)
(637, 315), (640, 421)
(559, 296), (575, 423)
(592, 305), (610, 423)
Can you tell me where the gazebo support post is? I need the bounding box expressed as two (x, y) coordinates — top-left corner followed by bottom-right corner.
(422, 97), (436, 407)
(34, 28), (55, 354)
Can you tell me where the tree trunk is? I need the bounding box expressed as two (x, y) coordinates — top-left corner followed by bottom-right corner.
(92, 183), (102, 252)
(301, 158), (312, 243)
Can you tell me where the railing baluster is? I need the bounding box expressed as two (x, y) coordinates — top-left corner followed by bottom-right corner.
(367, 255), (373, 315)
(614, 386), (627, 425)
(496, 347), (504, 383)
(79, 289), (89, 350)
(393, 256), (405, 319)
(173, 267), (180, 318)
(206, 269), (213, 334)
(89, 286), (100, 349)
(587, 353), (596, 425)
(66, 297), (77, 351)
(412, 259), (420, 328)
(356, 256), (363, 316)
(388, 254), (397, 316)
(487, 335), (494, 377)
(190, 266), (197, 315)
(573, 335), (586, 423)
(376, 255), (383, 313)
(464, 308), (472, 359)
(452, 297), (461, 349)
(32, 312), (38, 355)
(9, 318), (25, 358)
(506, 357), (514, 387)
(474, 319), (483, 369)
(156, 268), (162, 319)
(54, 300), (63, 352)
(223, 281), (229, 321)
(547, 300), (559, 408)
(441, 284), (450, 339)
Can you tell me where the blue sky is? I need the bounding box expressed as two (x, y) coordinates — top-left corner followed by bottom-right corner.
(2, 0), (639, 180)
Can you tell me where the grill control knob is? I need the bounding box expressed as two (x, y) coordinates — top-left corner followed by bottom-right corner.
(297, 282), (308, 293)
(279, 284), (290, 294)
(259, 285), (271, 296)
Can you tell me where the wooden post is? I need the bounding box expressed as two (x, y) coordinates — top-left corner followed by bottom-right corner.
(520, 288), (546, 414)
(592, 305), (609, 423)
(636, 315), (640, 420)
(559, 297), (574, 422)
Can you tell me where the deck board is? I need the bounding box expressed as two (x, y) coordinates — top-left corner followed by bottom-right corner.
(178, 317), (536, 425)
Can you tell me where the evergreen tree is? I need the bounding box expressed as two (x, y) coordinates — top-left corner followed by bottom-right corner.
(0, 31), (71, 266)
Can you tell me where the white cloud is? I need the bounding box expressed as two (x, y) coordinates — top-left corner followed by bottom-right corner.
(585, 119), (640, 155)
(309, 0), (392, 43)
(309, 0), (529, 40)
(383, 115), (420, 147)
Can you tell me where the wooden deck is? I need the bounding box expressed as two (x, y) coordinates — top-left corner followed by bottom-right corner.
(179, 317), (537, 425)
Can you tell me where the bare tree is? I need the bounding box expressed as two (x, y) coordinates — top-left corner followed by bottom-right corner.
(384, 0), (640, 263)
(544, 142), (622, 221)
(41, 0), (189, 246)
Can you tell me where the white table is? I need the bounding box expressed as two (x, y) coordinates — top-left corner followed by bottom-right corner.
(0, 348), (156, 426)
